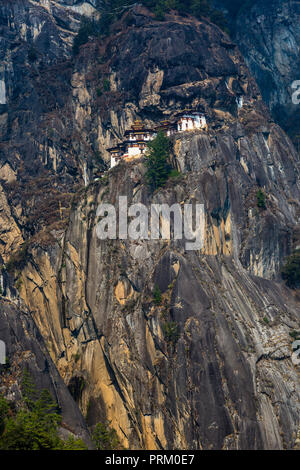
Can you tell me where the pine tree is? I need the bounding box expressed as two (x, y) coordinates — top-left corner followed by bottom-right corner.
(145, 131), (171, 191)
(92, 422), (123, 450)
(282, 250), (300, 289)
(0, 372), (87, 450)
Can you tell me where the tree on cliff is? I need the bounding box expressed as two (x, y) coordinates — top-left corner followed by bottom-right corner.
(0, 371), (87, 450)
(281, 250), (300, 289)
(91, 1), (227, 37)
(145, 131), (172, 191)
(72, 1), (228, 52)
(92, 422), (123, 450)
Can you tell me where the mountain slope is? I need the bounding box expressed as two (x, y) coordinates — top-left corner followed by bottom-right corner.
(0, 3), (299, 450)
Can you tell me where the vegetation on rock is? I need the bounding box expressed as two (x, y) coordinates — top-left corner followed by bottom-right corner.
(72, 0), (229, 51)
(73, 18), (100, 55)
(162, 321), (180, 344)
(5, 242), (30, 273)
(103, 78), (111, 92)
(0, 370), (87, 450)
(92, 422), (123, 450)
(153, 284), (162, 305)
(256, 189), (266, 209)
(145, 131), (172, 191)
(281, 250), (300, 289)
(289, 330), (300, 340)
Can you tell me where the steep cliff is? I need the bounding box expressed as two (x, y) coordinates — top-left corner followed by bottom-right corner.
(234, 0), (300, 144)
(0, 296), (91, 444)
(0, 2), (266, 252)
(16, 122), (300, 450)
(0, 3), (299, 450)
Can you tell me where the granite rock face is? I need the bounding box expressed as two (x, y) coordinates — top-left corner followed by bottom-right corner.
(0, 3), (299, 450)
(15, 121), (300, 449)
(234, 0), (300, 141)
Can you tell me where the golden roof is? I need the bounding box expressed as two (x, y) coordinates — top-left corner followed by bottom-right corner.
(132, 119), (144, 130)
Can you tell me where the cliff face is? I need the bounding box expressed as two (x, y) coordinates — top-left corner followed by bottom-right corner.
(234, 0), (300, 142)
(0, 297), (91, 443)
(16, 124), (300, 450)
(0, 3), (299, 450)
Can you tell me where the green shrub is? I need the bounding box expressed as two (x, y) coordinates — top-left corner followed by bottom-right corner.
(95, 1), (228, 32)
(0, 370), (87, 450)
(281, 250), (300, 288)
(21, 369), (39, 407)
(0, 387), (61, 450)
(0, 395), (9, 435)
(73, 352), (81, 363)
(169, 169), (181, 180)
(15, 278), (22, 291)
(153, 284), (162, 305)
(92, 422), (123, 450)
(5, 242), (30, 273)
(153, 2), (166, 20)
(145, 131), (172, 191)
(73, 18), (97, 55)
(103, 78), (110, 92)
(58, 435), (88, 450)
(256, 189), (266, 209)
(162, 321), (180, 344)
(93, 151), (106, 170)
(289, 330), (300, 340)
